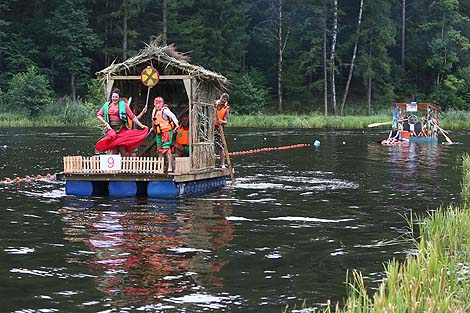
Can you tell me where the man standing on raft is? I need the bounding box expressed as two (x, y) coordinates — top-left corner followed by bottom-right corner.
(214, 93), (230, 168)
(152, 97), (179, 172)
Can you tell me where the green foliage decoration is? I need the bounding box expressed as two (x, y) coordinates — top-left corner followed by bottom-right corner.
(5, 66), (53, 116)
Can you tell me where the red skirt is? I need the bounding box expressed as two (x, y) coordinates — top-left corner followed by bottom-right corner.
(95, 128), (149, 153)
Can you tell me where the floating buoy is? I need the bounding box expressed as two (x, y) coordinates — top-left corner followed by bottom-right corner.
(5, 177), (11, 183)
(15, 177), (21, 183)
(313, 140), (321, 147)
(25, 175), (31, 181)
(46, 173), (52, 179)
(36, 175), (42, 179)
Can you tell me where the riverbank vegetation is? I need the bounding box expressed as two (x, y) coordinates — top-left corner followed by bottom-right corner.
(229, 112), (470, 130)
(2, 1), (470, 117)
(310, 154), (470, 312)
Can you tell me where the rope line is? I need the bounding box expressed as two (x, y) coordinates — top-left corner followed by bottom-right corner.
(3, 143), (311, 183)
(229, 143), (310, 156)
(3, 173), (62, 184)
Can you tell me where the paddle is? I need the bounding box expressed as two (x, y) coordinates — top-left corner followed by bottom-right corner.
(436, 125), (453, 144)
(368, 121), (392, 128)
(430, 120), (453, 144)
(218, 124), (236, 187)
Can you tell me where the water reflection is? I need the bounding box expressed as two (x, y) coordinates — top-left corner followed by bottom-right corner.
(59, 197), (234, 309)
(368, 143), (442, 194)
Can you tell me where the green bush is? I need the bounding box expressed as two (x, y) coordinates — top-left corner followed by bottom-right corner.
(41, 96), (96, 126)
(5, 66), (54, 116)
(230, 71), (271, 114)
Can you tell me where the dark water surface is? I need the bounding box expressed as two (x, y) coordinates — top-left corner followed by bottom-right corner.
(0, 127), (467, 312)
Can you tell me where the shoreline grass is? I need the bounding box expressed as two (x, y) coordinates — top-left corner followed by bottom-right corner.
(2, 110), (470, 130)
(314, 154), (470, 313)
(230, 111), (470, 130)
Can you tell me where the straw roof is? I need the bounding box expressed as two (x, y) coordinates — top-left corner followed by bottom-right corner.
(96, 36), (228, 91)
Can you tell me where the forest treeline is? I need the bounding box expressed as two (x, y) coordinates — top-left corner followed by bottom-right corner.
(1, 0), (470, 118)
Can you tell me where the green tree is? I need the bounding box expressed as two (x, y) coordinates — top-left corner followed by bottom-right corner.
(356, 0), (396, 113)
(423, 0), (470, 88)
(0, 0), (40, 87)
(5, 66), (53, 116)
(168, 0), (250, 76)
(47, 0), (100, 103)
(231, 70), (271, 114)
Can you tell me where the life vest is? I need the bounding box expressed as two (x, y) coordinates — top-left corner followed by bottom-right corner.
(152, 107), (175, 134)
(103, 100), (127, 125)
(214, 101), (229, 126)
(176, 126), (190, 145)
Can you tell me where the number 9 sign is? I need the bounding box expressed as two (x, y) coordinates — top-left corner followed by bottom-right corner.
(100, 155), (121, 171)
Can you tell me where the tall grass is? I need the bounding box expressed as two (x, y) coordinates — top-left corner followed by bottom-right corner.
(462, 153), (470, 202)
(230, 114), (390, 129)
(317, 154), (470, 313)
(0, 97), (98, 127)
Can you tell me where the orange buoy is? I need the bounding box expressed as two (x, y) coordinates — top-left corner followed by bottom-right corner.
(15, 177), (21, 183)
(46, 173), (52, 179)
(36, 175), (42, 179)
(25, 175), (31, 181)
(5, 177), (11, 183)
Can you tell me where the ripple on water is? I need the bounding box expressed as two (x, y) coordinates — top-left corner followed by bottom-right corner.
(4, 247), (35, 255)
(237, 173), (359, 191)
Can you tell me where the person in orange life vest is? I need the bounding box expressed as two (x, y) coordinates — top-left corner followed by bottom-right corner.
(96, 88), (148, 156)
(152, 97), (179, 172)
(173, 114), (190, 157)
(214, 93), (230, 168)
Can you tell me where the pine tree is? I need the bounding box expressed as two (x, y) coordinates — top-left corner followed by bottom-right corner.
(47, 0), (100, 102)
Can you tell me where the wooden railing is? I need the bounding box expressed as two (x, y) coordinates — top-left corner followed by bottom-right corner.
(63, 156), (163, 174)
(63, 156), (191, 174)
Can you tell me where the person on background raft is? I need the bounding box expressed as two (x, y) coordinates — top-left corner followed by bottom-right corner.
(173, 114), (190, 157)
(96, 88), (148, 156)
(152, 97), (179, 172)
(214, 93), (230, 168)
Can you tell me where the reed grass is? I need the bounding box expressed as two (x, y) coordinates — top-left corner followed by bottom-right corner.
(2, 108), (470, 130)
(230, 114), (390, 129)
(462, 153), (470, 202)
(315, 154), (470, 313)
(0, 113), (97, 127)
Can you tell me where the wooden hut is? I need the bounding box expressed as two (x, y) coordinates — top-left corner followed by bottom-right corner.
(63, 38), (229, 198)
(96, 37), (228, 170)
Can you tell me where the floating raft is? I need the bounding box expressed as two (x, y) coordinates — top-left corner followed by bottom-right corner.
(63, 156), (227, 198)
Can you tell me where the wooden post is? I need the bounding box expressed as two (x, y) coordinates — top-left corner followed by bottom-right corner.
(218, 125), (236, 187)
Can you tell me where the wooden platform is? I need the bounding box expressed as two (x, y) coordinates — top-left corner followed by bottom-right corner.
(63, 155), (228, 183)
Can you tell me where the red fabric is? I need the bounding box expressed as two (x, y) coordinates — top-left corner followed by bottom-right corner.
(106, 128), (117, 139)
(96, 128), (149, 153)
(157, 147), (171, 154)
(161, 131), (170, 143)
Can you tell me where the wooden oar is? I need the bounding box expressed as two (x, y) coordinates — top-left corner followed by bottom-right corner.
(436, 125), (453, 144)
(218, 124), (236, 187)
(368, 121), (392, 128)
(429, 120), (453, 144)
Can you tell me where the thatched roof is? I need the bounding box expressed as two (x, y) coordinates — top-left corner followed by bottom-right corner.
(96, 37), (228, 91)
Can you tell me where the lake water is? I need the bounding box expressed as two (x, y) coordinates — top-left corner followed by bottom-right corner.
(0, 127), (467, 312)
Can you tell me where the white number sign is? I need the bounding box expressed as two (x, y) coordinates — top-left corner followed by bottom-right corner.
(100, 155), (121, 171)
(406, 102), (417, 112)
